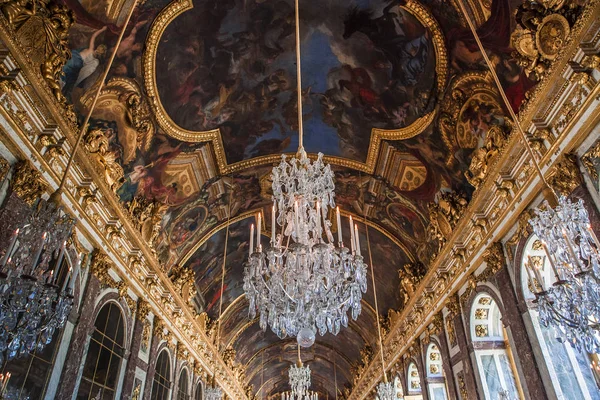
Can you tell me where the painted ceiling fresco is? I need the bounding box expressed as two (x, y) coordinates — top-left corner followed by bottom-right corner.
(56, 0), (537, 396)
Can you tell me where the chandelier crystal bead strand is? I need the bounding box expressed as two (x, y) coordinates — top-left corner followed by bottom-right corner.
(242, 0), (367, 347)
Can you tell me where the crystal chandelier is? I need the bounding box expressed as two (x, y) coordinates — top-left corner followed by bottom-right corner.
(242, 0), (367, 348)
(205, 380), (223, 400)
(0, 1), (139, 365)
(454, 0), (600, 352)
(527, 196), (600, 352)
(283, 346), (317, 400)
(376, 381), (395, 400)
(0, 200), (77, 365)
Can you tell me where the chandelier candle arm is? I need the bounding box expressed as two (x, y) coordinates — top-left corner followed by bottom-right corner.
(250, 224), (254, 256)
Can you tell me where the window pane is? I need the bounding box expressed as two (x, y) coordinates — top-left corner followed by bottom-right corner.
(497, 354), (518, 399)
(106, 353), (121, 388)
(481, 355), (501, 399)
(82, 340), (101, 380)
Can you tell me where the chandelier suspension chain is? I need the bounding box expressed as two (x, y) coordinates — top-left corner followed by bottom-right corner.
(216, 176), (234, 351)
(294, 0), (304, 150)
(333, 357), (337, 400)
(54, 0), (139, 195)
(363, 177), (386, 383)
(455, 0), (558, 202)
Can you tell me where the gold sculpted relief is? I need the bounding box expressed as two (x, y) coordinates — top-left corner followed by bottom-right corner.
(512, 0), (582, 81)
(10, 159), (47, 205)
(427, 190), (469, 252)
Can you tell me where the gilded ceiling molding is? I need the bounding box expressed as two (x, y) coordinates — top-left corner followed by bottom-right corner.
(0, 0), (78, 128)
(10, 159), (47, 205)
(582, 139), (600, 181)
(142, 0), (447, 175)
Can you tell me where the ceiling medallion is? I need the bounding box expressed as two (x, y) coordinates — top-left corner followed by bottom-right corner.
(242, 0), (367, 347)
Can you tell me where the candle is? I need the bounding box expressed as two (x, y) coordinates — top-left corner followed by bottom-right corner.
(54, 241), (67, 284)
(68, 254), (82, 292)
(349, 216), (355, 254)
(61, 266), (72, 292)
(1, 228), (19, 267)
(524, 261), (536, 293)
(249, 224), (254, 256)
(257, 212), (262, 251)
(528, 255), (545, 291)
(322, 204), (332, 243)
(336, 207), (342, 244)
(354, 224), (361, 256)
(541, 242), (560, 280)
(562, 231), (585, 272)
(31, 232), (48, 273)
(271, 204), (276, 245)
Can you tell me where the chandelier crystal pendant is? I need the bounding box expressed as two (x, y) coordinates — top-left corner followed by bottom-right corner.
(527, 196), (600, 353)
(376, 381), (395, 400)
(242, 0), (367, 347)
(0, 199), (77, 365)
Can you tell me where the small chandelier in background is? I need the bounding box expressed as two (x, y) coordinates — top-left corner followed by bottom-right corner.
(527, 196), (600, 353)
(284, 346), (317, 400)
(376, 381), (395, 400)
(205, 377), (223, 400)
(242, 0), (367, 347)
(454, 0), (600, 353)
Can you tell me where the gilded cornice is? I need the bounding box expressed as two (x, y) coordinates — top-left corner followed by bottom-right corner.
(142, 0), (447, 175)
(346, 1), (600, 397)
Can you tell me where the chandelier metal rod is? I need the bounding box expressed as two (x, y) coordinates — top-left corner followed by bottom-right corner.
(216, 178), (234, 350)
(333, 357), (337, 400)
(53, 0), (140, 197)
(455, 0), (558, 202)
(365, 207), (387, 382)
(294, 0), (304, 150)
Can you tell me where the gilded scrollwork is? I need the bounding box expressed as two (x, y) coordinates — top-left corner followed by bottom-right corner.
(80, 77), (155, 187)
(126, 195), (168, 250)
(548, 153), (582, 195)
(1, 0), (76, 120)
(169, 264), (197, 309)
(0, 156), (10, 183)
(427, 190), (469, 251)
(511, 0), (582, 82)
(10, 159), (46, 205)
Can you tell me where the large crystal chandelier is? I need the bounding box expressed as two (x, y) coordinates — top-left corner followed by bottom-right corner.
(454, 0), (600, 352)
(527, 197), (600, 352)
(242, 0), (367, 347)
(0, 1), (139, 365)
(0, 200), (76, 365)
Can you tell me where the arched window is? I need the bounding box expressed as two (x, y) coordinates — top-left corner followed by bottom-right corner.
(195, 382), (203, 400)
(407, 362), (422, 396)
(426, 343), (448, 400)
(470, 293), (519, 400)
(151, 350), (172, 400)
(521, 235), (600, 399)
(77, 302), (126, 399)
(3, 255), (73, 399)
(177, 368), (190, 400)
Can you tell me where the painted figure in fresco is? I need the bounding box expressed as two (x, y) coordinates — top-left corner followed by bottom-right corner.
(61, 26), (107, 101)
(447, 0), (534, 111)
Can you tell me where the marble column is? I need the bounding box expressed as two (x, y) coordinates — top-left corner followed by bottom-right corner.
(121, 313), (148, 398)
(495, 266), (548, 399)
(454, 304), (480, 400)
(435, 325), (459, 400)
(55, 275), (101, 399)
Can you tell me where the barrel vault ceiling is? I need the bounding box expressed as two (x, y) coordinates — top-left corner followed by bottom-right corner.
(60, 0), (531, 396)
